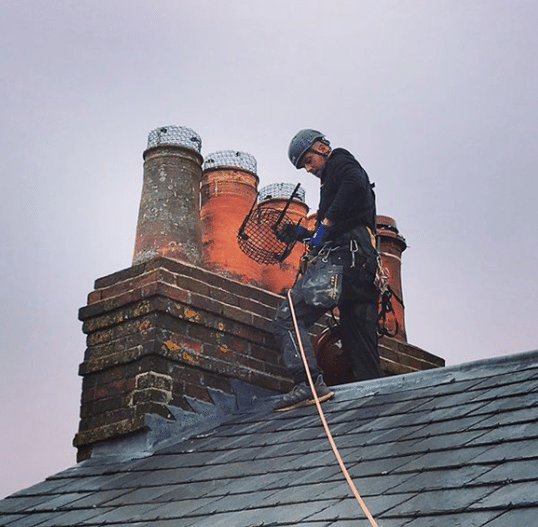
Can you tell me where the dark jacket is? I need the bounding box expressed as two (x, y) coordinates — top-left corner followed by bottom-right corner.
(317, 148), (376, 240)
(317, 148), (378, 302)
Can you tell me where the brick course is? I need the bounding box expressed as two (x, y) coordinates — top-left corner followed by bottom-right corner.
(75, 256), (443, 461)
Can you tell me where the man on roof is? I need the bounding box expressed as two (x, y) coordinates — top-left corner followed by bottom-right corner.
(273, 129), (383, 412)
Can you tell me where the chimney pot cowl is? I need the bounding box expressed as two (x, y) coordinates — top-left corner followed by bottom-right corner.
(202, 150), (257, 175)
(147, 125), (202, 153)
(259, 182), (306, 203)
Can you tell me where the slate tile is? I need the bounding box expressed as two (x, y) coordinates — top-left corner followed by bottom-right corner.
(134, 497), (223, 520)
(472, 439), (538, 463)
(470, 458), (538, 484)
(81, 502), (166, 523)
(274, 410), (323, 427)
(269, 463), (344, 491)
(141, 519), (199, 527)
(259, 482), (346, 507)
(35, 506), (115, 526)
(321, 521), (378, 527)
(395, 445), (496, 472)
(24, 492), (92, 512)
(372, 398), (435, 420)
(118, 467), (203, 488)
(251, 442), (296, 460)
(72, 489), (134, 509)
(385, 486), (501, 516)
(323, 407), (370, 426)
(471, 378), (538, 402)
(219, 489), (281, 511)
(308, 493), (414, 522)
(388, 465), (492, 494)
(0, 512), (64, 527)
(197, 501), (335, 526)
(472, 482), (538, 508)
(469, 367), (538, 389)
(408, 401), (490, 425)
(201, 471), (287, 496)
(345, 454), (423, 480)
(135, 449), (227, 470)
(401, 391), (480, 412)
(281, 523), (333, 527)
(0, 514), (20, 524)
(467, 392), (538, 416)
(294, 450), (337, 469)
(401, 510), (505, 527)
(224, 445), (272, 462)
(56, 473), (129, 493)
(362, 412), (429, 435)
(468, 407), (537, 428)
(359, 424), (432, 448)
(392, 378), (485, 400)
(344, 518), (413, 527)
(465, 420), (538, 446)
(410, 429), (491, 452)
(179, 477), (240, 498)
(0, 496), (53, 514)
(265, 499), (343, 524)
(404, 415), (490, 440)
(185, 509), (271, 527)
(7, 478), (73, 497)
(334, 473), (414, 497)
(102, 485), (191, 506)
(480, 506), (538, 526)
(179, 458), (266, 481)
(359, 435), (430, 461)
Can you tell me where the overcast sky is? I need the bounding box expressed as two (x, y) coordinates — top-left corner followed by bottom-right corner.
(1, 0), (537, 498)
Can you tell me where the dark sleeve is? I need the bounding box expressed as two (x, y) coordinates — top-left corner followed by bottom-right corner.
(324, 157), (369, 222)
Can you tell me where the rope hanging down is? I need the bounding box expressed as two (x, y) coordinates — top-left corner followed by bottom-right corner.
(286, 290), (381, 527)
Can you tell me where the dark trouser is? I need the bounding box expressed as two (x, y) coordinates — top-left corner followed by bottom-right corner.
(273, 280), (327, 384)
(273, 273), (382, 384)
(339, 299), (383, 381)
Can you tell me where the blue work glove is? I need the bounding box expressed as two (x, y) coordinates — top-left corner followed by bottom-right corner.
(275, 224), (312, 244)
(309, 223), (330, 249)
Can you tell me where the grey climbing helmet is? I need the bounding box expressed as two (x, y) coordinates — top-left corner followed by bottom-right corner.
(288, 129), (329, 169)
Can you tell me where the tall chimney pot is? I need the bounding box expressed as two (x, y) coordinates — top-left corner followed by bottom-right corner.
(133, 126), (203, 266)
(200, 151), (261, 284)
(376, 215), (408, 342)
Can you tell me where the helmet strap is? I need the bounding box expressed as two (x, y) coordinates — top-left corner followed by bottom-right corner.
(309, 147), (332, 159)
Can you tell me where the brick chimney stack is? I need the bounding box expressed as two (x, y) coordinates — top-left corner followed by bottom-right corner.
(74, 129), (444, 461)
(133, 126), (203, 266)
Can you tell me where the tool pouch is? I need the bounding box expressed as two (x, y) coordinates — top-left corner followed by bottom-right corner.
(300, 256), (343, 308)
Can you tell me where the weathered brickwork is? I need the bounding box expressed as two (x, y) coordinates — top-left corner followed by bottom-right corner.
(379, 338), (445, 375)
(74, 257), (290, 459)
(75, 256), (444, 461)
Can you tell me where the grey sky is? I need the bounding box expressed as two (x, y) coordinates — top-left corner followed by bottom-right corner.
(1, 0), (537, 498)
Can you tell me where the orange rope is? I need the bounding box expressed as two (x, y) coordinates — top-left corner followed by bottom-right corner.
(287, 290), (380, 527)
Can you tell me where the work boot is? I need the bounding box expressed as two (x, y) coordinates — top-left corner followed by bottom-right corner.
(273, 374), (334, 412)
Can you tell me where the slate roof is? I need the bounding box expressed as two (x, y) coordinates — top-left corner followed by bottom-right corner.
(2, 349), (538, 526)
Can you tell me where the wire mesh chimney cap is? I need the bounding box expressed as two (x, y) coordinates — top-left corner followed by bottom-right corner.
(147, 126), (202, 153)
(259, 183), (306, 202)
(203, 150), (257, 174)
